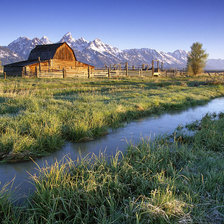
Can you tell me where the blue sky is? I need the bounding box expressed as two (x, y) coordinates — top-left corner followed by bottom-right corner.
(1, 0), (224, 58)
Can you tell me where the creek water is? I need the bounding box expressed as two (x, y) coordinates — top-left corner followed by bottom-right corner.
(0, 97), (224, 201)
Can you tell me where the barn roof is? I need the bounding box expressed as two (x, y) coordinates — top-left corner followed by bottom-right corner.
(4, 60), (40, 67)
(28, 43), (65, 61)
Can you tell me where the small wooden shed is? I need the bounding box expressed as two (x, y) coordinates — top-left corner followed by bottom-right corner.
(4, 42), (94, 77)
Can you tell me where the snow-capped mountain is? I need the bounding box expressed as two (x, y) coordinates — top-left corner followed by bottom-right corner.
(59, 32), (76, 47)
(58, 35), (189, 68)
(73, 37), (89, 52)
(60, 33), (89, 52)
(0, 46), (23, 65)
(87, 38), (121, 55)
(1, 32), (223, 70)
(118, 48), (187, 69)
(206, 59), (224, 70)
(8, 36), (52, 59)
(40, 36), (52, 45)
(167, 50), (188, 64)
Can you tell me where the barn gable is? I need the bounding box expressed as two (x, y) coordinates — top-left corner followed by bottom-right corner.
(54, 43), (76, 61)
(28, 42), (76, 61)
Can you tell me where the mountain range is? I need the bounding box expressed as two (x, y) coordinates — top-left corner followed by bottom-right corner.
(0, 32), (223, 70)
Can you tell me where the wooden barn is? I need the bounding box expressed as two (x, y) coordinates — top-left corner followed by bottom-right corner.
(4, 42), (94, 77)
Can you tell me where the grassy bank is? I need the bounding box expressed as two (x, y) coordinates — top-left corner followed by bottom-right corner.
(0, 113), (223, 223)
(0, 75), (224, 161)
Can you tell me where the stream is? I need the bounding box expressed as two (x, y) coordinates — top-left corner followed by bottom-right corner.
(0, 97), (224, 201)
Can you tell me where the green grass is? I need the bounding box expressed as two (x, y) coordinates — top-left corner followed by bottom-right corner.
(0, 113), (223, 223)
(0, 75), (224, 161)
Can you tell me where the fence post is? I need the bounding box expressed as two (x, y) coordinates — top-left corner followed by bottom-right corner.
(49, 59), (53, 72)
(108, 67), (111, 78)
(4, 72), (6, 80)
(35, 66), (38, 78)
(157, 61), (159, 70)
(38, 57), (41, 72)
(22, 67), (24, 78)
(139, 69), (141, 76)
(125, 62), (128, 76)
(63, 68), (66, 78)
(152, 60), (154, 76)
(161, 62), (164, 71)
(22, 67), (26, 78)
(88, 66), (90, 79)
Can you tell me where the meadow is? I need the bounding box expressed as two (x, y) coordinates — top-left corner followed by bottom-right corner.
(0, 75), (224, 162)
(0, 112), (223, 223)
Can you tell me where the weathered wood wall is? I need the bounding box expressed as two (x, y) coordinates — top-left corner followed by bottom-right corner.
(24, 59), (94, 77)
(54, 44), (76, 61)
(4, 59), (94, 77)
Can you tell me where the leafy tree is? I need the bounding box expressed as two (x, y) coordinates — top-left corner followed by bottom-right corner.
(187, 42), (208, 75)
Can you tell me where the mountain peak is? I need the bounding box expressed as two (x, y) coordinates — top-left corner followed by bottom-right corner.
(62, 32), (74, 40)
(60, 32), (75, 46)
(93, 38), (103, 43)
(73, 37), (89, 52)
(40, 36), (52, 44)
(64, 32), (72, 37)
(9, 36), (30, 45)
(172, 49), (188, 54)
(78, 37), (89, 43)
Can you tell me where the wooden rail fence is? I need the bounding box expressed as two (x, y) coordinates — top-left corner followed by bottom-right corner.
(2, 67), (188, 79)
(4, 59), (223, 79)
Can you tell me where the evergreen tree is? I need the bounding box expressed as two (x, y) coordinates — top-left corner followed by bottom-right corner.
(187, 42), (208, 75)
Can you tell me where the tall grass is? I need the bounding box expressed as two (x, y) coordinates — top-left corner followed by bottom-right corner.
(0, 76), (224, 161)
(0, 113), (224, 223)
(0, 179), (20, 224)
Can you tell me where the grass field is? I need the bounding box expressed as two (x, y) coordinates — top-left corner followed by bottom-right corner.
(0, 75), (224, 162)
(0, 113), (223, 223)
